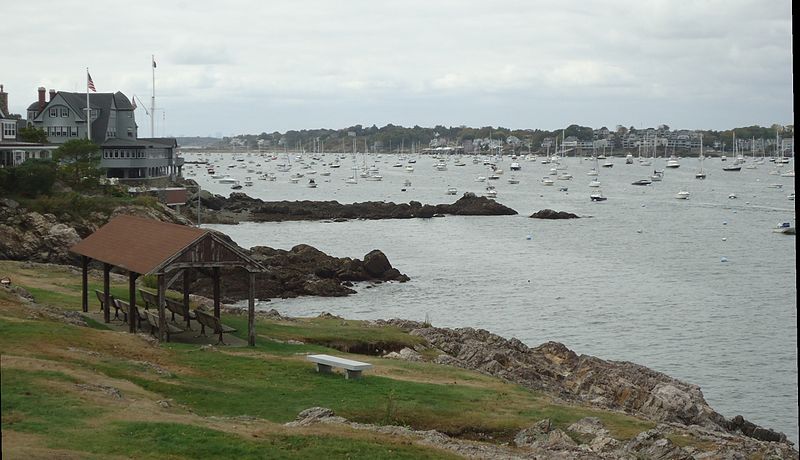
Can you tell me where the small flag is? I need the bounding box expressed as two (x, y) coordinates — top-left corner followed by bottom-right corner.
(152, 57), (157, 68)
(87, 72), (96, 92)
(131, 95), (137, 109)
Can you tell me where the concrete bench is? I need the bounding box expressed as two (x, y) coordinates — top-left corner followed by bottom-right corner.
(306, 354), (373, 380)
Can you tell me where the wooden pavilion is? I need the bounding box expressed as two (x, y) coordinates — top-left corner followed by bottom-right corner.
(69, 215), (265, 346)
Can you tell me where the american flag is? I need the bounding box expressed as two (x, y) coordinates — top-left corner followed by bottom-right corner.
(87, 72), (96, 92)
(131, 95), (137, 109)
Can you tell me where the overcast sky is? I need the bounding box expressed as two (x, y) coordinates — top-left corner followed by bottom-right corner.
(3, 0), (793, 137)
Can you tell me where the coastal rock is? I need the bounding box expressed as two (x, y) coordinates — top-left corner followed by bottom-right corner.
(0, 201), (190, 265)
(190, 244), (408, 301)
(183, 191), (517, 222)
(409, 326), (791, 445)
(530, 209), (580, 219)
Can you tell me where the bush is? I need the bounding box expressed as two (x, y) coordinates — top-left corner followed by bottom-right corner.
(12, 159), (58, 197)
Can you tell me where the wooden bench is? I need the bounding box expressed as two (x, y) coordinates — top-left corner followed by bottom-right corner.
(306, 354), (373, 380)
(138, 289), (158, 310)
(144, 310), (184, 341)
(113, 298), (147, 329)
(165, 297), (196, 330)
(95, 290), (122, 320)
(194, 309), (236, 345)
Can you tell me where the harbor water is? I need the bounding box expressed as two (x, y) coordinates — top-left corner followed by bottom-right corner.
(189, 151), (797, 442)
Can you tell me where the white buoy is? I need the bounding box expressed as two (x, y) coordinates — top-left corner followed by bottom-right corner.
(720, 257), (728, 262)
(526, 234), (533, 240)
(723, 221), (728, 225)
(733, 210), (737, 214)
(722, 237), (727, 241)
(637, 229), (643, 234)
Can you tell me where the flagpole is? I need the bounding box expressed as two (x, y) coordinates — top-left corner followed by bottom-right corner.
(86, 68), (91, 140)
(151, 55), (155, 138)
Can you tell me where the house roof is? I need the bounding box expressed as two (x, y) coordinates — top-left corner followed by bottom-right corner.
(101, 137), (178, 148)
(69, 215), (264, 275)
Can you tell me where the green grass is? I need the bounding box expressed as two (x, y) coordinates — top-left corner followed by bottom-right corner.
(244, 316), (425, 353)
(1, 369), (97, 435)
(61, 421), (461, 459)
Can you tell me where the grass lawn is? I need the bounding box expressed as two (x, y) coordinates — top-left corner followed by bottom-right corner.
(1, 260), (678, 458)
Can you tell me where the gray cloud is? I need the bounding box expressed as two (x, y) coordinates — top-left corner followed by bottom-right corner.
(2, 0), (792, 135)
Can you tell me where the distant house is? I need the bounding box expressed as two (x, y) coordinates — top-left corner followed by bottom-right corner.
(0, 84), (57, 167)
(25, 86), (179, 182)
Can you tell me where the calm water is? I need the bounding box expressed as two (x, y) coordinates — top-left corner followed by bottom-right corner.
(190, 151), (797, 441)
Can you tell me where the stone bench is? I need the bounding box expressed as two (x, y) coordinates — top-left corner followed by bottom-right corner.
(306, 354), (373, 380)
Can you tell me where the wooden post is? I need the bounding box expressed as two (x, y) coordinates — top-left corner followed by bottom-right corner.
(248, 272), (255, 347)
(81, 256), (89, 313)
(157, 273), (167, 342)
(183, 268), (191, 329)
(129, 272), (138, 333)
(212, 267), (220, 319)
(103, 263), (111, 323)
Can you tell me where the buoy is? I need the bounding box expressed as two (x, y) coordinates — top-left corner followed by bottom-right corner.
(641, 204), (646, 207)
(723, 221), (728, 225)
(720, 257), (728, 263)
(733, 210), (737, 214)
(526, 234), (533, 240)
(745, 202), (750, 205)
(722, 237), (727, 241)
(636, 229), (643, 234)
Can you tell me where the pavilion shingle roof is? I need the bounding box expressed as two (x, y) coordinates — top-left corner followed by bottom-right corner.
(70, 215), (210, 275)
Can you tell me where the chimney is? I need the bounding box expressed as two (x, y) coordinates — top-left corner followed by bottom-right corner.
(38, 87), (46, 112)
(49, 89), (56, 102)
(0, 84), (8, 116)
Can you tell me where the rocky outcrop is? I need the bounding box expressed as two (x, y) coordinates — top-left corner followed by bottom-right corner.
(188, 245), (409, 302)
(183, 191), (517, 223)
(408, 326), (792, 446)
(0, 198), (192, 265)
(530, 209), (580, 219)
(287, 407), (798, 459)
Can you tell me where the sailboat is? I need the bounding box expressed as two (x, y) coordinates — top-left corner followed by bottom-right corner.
(695, 134), (706, 179)
(588, 156), (601, 187)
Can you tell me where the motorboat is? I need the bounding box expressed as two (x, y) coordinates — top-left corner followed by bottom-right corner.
(475, 176), (486, 182)
(541, 177), (554, 186)
(602, 160), (613, 168)
(675, 190), (690, 200)
(446, 187), (458, 195)
(773, 222), (795, 234)
(590, 191), (607, 201)
(557, 172), (573, 180)
(589, 179), (601, 188)
(666, 157), (681, 168)
(722, 165), (742, 172)
(218, 175), (237, 184)
(510, 162), (521, 171)
(625, 154), (634, 164)
(230, 181), (242, 190)
(650, 170), (664, 181)
(307, 179), (317, 188)
(507, 177), (520, 184)
(632, 179), (652, 186)
(244, 177), (253, 187)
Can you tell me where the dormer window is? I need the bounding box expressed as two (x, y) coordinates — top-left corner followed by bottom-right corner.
(49, 108), (58, 117)
(61, 108), (69, 117)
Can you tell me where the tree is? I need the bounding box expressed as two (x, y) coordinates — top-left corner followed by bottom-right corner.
(18, 126), (49, 144)
(54, 139), (102, 188)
